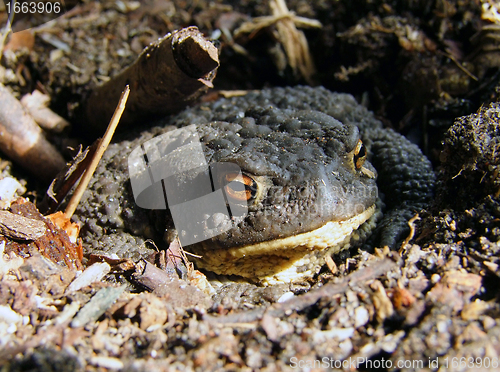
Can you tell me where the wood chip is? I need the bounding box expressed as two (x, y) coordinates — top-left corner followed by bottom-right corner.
(461, 299), (490, 320)
(53, 301), (80, 325)
(87, 254), (136, 273)
(0, 209), (46, 240)
(90, 356), (124, 370)
(483, 260), (499, 273)
(47, 211), (80, 244)
(133, 260), (212, 310)
(390, 287), (416, 310)
(65, 262), (111, 294)
(4, 30), (35, 52)
(0, 304), (24, 324)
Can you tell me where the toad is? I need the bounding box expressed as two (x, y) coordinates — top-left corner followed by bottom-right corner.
(76, 86), (434, 284)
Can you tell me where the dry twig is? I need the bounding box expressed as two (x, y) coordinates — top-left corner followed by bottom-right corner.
(65, 85), (130, 218)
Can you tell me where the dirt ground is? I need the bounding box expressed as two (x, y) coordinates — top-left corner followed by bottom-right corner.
(1, 0), (500, 371)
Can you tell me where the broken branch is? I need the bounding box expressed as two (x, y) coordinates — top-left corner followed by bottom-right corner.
(84, 26), (219, 134)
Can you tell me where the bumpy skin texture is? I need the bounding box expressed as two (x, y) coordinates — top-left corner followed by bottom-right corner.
(170, 86), (435, 248)
(75, 86), (434, 266)
(365, 127), (436, 246)
(159, 109), (378, 249)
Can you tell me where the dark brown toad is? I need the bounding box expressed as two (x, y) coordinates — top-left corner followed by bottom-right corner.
(76, 86), (435, 284)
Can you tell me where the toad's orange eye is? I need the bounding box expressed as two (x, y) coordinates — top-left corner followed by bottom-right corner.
(224, 173), (258, 202)
(353, 140), (367, 170)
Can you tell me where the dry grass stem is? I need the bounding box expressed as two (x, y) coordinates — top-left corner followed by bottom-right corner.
(234, 0), (321, 84)
(65, 85), (130, 218)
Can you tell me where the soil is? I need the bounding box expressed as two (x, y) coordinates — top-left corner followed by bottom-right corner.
(1, 0), (500, 371)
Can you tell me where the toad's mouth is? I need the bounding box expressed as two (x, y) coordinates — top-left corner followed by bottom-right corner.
(188, 204), (377, 285)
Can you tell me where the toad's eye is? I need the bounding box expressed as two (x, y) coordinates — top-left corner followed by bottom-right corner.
(353, 140), (367, 170)
(224, 173), (258, 202)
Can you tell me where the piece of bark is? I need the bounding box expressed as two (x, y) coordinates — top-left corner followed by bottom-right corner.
(85, 26), (219, 134)
(20, 90), (70, 133)
(0, 84), (66, 182)
(1, 200), (83, 270)
(0, 209), (46, 240)
(4, 30), (35, 52)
